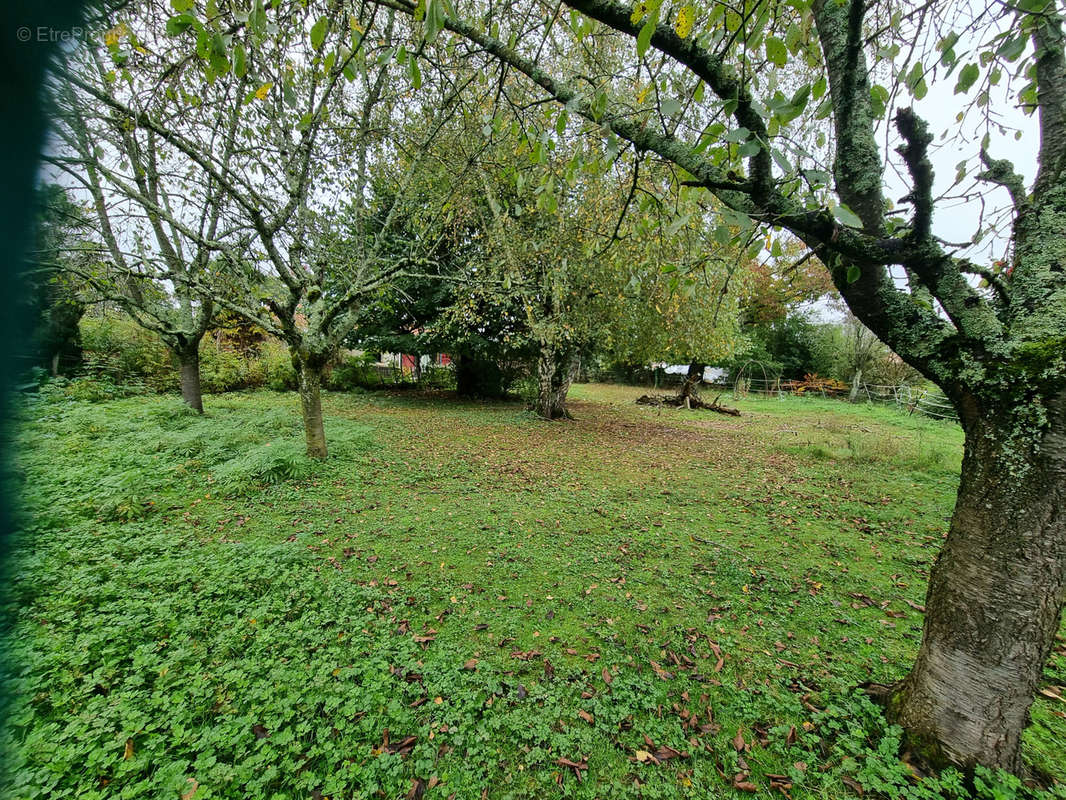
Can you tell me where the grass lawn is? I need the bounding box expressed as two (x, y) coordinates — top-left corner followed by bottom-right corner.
(4, 383), (1064, 799)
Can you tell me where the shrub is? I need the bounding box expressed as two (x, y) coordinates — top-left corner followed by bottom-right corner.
(79, 316), (172, 391)
(261, 339), (297, 391)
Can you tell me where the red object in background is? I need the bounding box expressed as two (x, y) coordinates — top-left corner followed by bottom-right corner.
(398, 353), (451, 374)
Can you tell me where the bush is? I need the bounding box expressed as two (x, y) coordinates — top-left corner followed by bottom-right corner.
(327, 353), (382, 391)
(79, 316), (173, 391)
(261, 339), (297, 391)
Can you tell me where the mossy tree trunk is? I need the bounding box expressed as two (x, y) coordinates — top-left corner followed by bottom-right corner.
(535, 345), (577, 419)
(891, 396), (1066, 771)
(848, 369), (862, 402)
(167, 334), (205, 414)
(293, 351), (329, 459)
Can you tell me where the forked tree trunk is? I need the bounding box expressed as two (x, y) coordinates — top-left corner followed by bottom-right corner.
(891, 394), (1066, 771)
(536, 346), (577, 419)
(173, 343), (204, 413)
(848, 369), (863, 402)
(297, 360), (328, 459)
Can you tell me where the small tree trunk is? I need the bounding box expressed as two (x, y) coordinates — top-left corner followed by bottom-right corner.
(297, 360), (328, 459)
(848, 369), (863, 402)
(891, 399), (1066, 771)
(678, 362), (705, 401)
(175, 345), (204, 413)
(536, 347), (576, 419)
(50, 352), (60, 378)
(412, 353), (422, 383)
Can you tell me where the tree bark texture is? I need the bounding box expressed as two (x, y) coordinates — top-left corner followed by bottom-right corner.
(536, 346), (577, 419)
(892, 394), (1066, 771)
(297, 361), (328, 459)
(848, 369), (863, 402)
(174, 344), (204, 413)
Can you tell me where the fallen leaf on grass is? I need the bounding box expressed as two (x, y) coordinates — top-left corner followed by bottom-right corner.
(462, 659), (479, 671)
(634, 749), (659, 764)
(510, 649), (541, 661)
(654, 745), (688, 760)
(602, 667), (613, 685)
(649, 660), (673, 680)
(732, 729), (746, 752)
(577, 710), (594, 724)
(733, 775), (758, 792)
(406, 777), (426, 799)
(1039, 686), (1064, 702)
(181, 778), (198, 800)
(709, 641), (725, 673)
(123, 738), (134, 760)
(251, 724), (269, 739)
(842, 776), (864, 796)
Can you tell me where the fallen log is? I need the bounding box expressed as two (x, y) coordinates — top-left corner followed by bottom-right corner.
(636, 393), (741, 416)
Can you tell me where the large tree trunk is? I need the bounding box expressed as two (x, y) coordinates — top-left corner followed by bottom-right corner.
(535, 346), (577, 419)
(891, 395), (1066, 771)
(296, 359), (328, 459)
(172, 342), (204, 413)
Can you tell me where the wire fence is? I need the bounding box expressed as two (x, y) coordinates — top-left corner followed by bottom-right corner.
(723, 376), (960, 422)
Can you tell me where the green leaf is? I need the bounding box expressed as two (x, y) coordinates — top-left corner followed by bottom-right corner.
(636, 18), (655, 58)
(424, 0), (447, 44)
(165, 13), (197, 36)
(233, 42), (247, 77)
(249, 0), (267, 37)
(997, 35), (1026, 62)
(869, 84), (890, 119)
(555, 110), (568, 136)
(408, 58), (422, 89)
(846, 265), (861, 284)
(765, 36), (787, 67)
(170, 0), (195, 10)
(833, 204), (863, 229)
(310, 17), (328, 50)
(954, 63), (980, 94)
(812, 75), (827, 100)
(660, 96), (682, 117)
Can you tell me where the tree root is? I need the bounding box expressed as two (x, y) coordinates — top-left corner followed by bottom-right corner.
(636, 393), (741, 416)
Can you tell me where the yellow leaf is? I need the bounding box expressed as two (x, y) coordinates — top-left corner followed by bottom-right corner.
(674, 5), (694, 38)
(634, 749), (654, 762)
(350, 15), (367, 34)
(254, 82), (273, 101)
(123, 738), (134, 760)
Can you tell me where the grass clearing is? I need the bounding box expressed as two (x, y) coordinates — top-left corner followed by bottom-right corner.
(4, 384), (1064, 799)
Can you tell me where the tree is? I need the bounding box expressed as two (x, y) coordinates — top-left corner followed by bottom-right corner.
(607, 193), (749, 404)
(45, 14), (245, 412)
(68, 1), (473, 455)
(838, 313), (885, 401)
(369, 0), (1066, 771)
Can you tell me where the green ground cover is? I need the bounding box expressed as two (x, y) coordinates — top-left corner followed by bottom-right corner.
(3, 384), (1063, 799)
